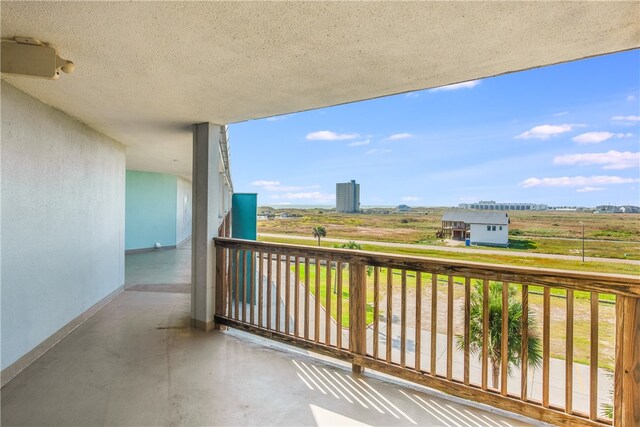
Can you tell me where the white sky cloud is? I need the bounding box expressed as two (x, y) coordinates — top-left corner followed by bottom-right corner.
(347, 139), (370, 147)
(628, 95), (637, 102)
(571, 132), (633, 144)
(554, 111), (568, 116)
(553, 151), (640, 170)
(385, 133), (413, 141)
(520, 175), (639, 188)
(515, 124), (578, 140)
(431, 80), (481, 92)
(365, 148), (392, 155)
(251, 180), (280, 187)
(612, 115), (640, 123)
(252, 180), (319, 192)
(306, 130), (360, 141)
(576, 187), (606, 193)
(405, 92), (419, 98)
(271, 192), (335, 202)
(401, 196), (421, 201)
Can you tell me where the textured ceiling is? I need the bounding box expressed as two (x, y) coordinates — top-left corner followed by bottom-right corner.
(2, 1), (639, 178)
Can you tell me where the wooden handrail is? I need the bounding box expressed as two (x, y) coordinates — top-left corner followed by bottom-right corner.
(214, 237), (640, 297)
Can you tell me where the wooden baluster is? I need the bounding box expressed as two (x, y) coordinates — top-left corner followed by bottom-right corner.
(416, 272), (422, 372)
(276, 254), (281, 331)
(521, 284), (529, 401)
(482, 279), (489, 390)
(235, 249), (240, 320)
(249, 252), (255, 325)
(613, 295), (640, 426)
(227, 248), (234, 320)
(373, 267), (379, 359)
(224, 249), (234, 318)
(387, 268), (393, 363)
(589, 292), (598, 421)
(447, 275), (454, 381)
(294, 257), (300, 337)
(501, 281), (509, 396)
(315, 258), (321, 343)
(542, 287), (550, 408)
(463, 277), (471, 385)
(214, 245), (224, 328)
(285, 255), (291, 335)
(266, 252), (272, 330)
(336, 262), (343, 349)
(241, 251), (247, 324)
(431, 273), (438, 376)
(304, 258), (310, 340)
(401, 270), (407, 368)
(325, 258), (332, 345)
(349, 262), (366, 373)
(566, 289), (574, 413)
(258, 252), (264, 327)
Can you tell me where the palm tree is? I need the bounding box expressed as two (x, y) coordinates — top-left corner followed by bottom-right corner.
(312, 226), (326, 246)
(456, 281), (542, 389)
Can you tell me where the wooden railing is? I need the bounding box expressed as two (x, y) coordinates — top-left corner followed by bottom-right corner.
(217, 209), (232, 238)
(214, 238), (639, 427)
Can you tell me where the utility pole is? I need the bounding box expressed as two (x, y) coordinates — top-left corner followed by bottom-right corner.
(579, 221), (585, 263)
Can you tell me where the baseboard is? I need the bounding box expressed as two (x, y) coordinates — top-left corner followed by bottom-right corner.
(125, 245), (177, 254)
(191, 318), (214, 332)
(1, 285), (124, 388)
(177, 235), (192, 248)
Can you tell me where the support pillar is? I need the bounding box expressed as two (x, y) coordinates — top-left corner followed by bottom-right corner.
(191, 122), (223, 331)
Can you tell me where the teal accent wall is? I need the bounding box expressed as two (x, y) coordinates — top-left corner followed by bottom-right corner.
(232, 193), (257, 304)
(232, 193), (257, 240)
(125, 170), (178, 250)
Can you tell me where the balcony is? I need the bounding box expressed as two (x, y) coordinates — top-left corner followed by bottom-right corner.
(2, 238), (637, 426)
(213, 238), (639, 426)
(2, 249), (535, 427)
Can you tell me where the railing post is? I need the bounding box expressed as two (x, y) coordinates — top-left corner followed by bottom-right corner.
(349, 262), (366, 373)
(214, 242), (227, 330)
(614, 295), (639, 426)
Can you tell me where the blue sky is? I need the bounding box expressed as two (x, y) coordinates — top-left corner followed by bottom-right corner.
(230, 50), (640, 207)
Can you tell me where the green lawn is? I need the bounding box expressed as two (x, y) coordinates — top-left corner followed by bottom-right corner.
(287, 254), (617, 369)
(262, 235), (640, 276)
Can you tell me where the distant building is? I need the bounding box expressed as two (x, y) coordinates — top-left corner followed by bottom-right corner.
(458, 200), (547, 211)
(595, 205), (640, 213)
(396, 204), (410, 213)
(442, 211), (509, 247)
(336, 180), (360, 213)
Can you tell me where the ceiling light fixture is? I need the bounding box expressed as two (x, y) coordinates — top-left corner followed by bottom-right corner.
(1, 36), (75, 79)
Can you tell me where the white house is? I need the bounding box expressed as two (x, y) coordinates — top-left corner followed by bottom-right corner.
(441, 211), (509, 247)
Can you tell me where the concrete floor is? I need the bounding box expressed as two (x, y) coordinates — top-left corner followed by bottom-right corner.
(2, 242), (544, 426)
(124, 239), (191, 293)
(1, 290), (540, 426)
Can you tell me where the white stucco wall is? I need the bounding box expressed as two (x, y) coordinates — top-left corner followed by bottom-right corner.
(1, 82), (126, 370)
(176, 176), (193, 245)
(470, 223), (509, 246)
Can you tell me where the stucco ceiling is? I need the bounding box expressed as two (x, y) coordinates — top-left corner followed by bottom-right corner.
(2, 1), (639, 179)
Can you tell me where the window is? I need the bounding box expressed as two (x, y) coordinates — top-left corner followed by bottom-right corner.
(492, 226), (496, 231)
(499, 226), (503, 230)
(487, 225), (491, 231)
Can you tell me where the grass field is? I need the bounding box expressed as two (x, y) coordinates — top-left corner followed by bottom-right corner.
(258, 208), (640, 260)
(261, 235), (639, 275)
(293, 263), (616, 369)
(256, 208), (635, 370)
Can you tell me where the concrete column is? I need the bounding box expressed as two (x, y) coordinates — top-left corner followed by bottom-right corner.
(191, 122), (222, 331)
